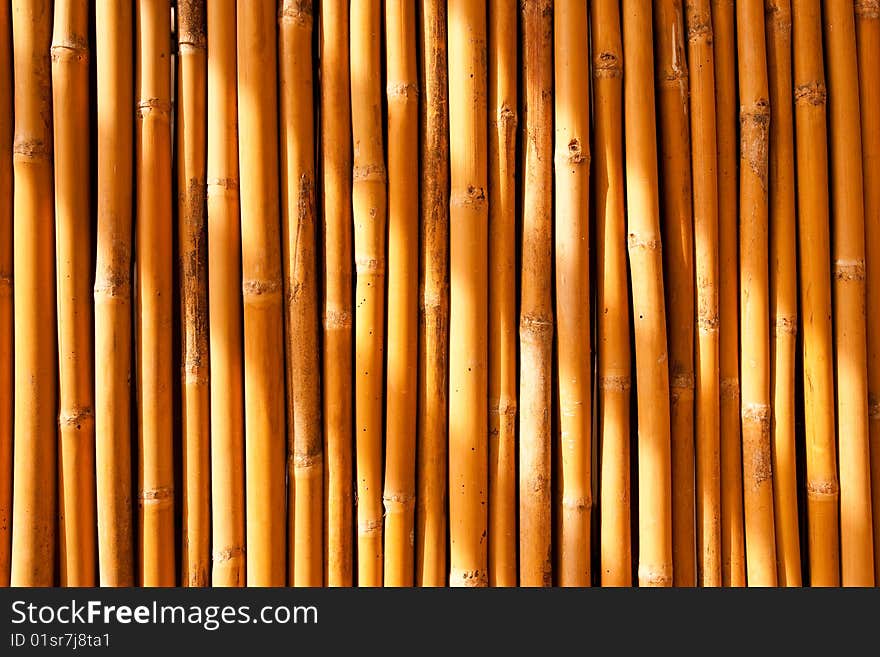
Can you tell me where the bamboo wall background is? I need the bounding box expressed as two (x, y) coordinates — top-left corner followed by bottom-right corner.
(1, 0), (879, 588)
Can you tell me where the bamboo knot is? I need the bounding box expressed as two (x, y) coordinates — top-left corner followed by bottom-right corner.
(794, 82), (826, 106)
(869, 397), (880, 420)
(50, 38), (89, 63)
(742, 402), (770, 424)
(383, 492), (415, 508)
(698, 312), (719, 332)
(774, 315), (797, 335)
(721, 378), (739, 400)
(686, 16), (713, 44)
(278, 0), (313, 26)
(559, 138), (588, 166)
(94, 271), (131, 299)
(671, 373), (695, 390)
(627, 234), (661, 251)
(834, 259), (866, 281)
(355, 256), (384, 274)
(562, 495), (592, 511)
(740, 99), (770, 190)
(386, 82), (419, 100)
(599, 375), (631, 392)
(139, 487), (174, 501)
(855, 1), (880, 19)
(520, 313), (553, 337)
(637, 566), (672, 587)
(450, 569), (488, 587)
(213, 546), (245, 563)
(324, 308), (353, 330)
(593, 51), (622, 78)
(242, 278), (281, 297)
(182, 359), (208, 385)
(13, 138), (51, 161)
(207, 177), (239, 191)
(490, 397), (518, 418)
(137, 98), (172, 119)
(807, 479), (839, 497)
(353, 163), (387, 183)
(451, 186), (487, 209)
(497, 104), (518, 129)
(59, 406), (94, 428)
(765, 2), (792, 36)
(527, 473), (550, 495)
(357, 519), (383, 536)
(291, 450), (323, 469)
(0, 273), (11, 294)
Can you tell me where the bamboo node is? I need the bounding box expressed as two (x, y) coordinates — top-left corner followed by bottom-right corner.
(136, 98), (172, 119)
(794, 82), (826, 107)
(386, 82), (419, 100)
(721, 378), (739, 399)
(213, 546), (245, 563)
(353, 164), (387, 183)
(765, 2), (792, 36)
(59, 406), (95, 428)
(559, 138), (588, 166)
(449, 569), (488, 587)
(383, 492), (415, 508)
(324, 308), (353, 330)
(599, 375), (631, 391)
(450, 186), (487, 209)
(291, 449), (323, 469)
(354, 256), (384, 274)
(139, 487), (174, 502)
(740, 99), (770, 190)
(686, 15), (713, 44)
(0, 273), (11, 295)
(869, 398), (880, 420)
(833, 259), (866, 281)
(495, 104), (518, 129)
(637, 565), (672, 587)
(242, 278), (282, 297)
(13, 138), (51, 162)
(94, 266), (131, 299)
(698, 312), (719, 332)
(627, 234), (661, 251)
(357, 519), (383, 536)
(50, 38), (89, 63)
(774, 315), (797, 336)
(278, 0), (313, 26)
(182, 358), (208, 385)
(671, 372), (696, 390)
(593, 51), (622, 78)
(207, 177), (239, 191)
(806, 479), (839, 498)
(561, 495), (592, 511)
(520, 312), (553, 337)
(855, 1), (880, 19)
(489, 397), (518, 418)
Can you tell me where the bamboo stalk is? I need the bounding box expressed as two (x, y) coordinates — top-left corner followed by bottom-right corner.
(592, 0), (631, 588)
(448, 0), (488, 588)
(655, 0), (696, 587)
(279, 0), (323, 587)
(94, 0), (134, 587)
(765, 0), (802, 587)
(791, 0), (839, 587)
(350, 0), (386, 587)
(10, 0), (57, 587)
(623, 0), (673, 588)
(685, 0), (721, 588)
(712, 0), (746, 587)
(52, 0), (95, 588)
(177, 0), (210, 588)
(0, 0), (11, 588)
(319, 0), (353, 587)
(554, 0), (591, 588)
(416, 0), (450, 588)
(238, 0), (287, 586)
(823, 0), (875, 586)
(207, 0), (245, 588)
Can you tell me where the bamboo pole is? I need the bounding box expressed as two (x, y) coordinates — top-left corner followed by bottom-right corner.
(238, 0), (287, 587)
(655, 0), (696, 587)
(554, 0), (591, 588)
(416, 0), (450, 588)
(52, 0), (95, 588)
(823, 0), (875, 586)
(712, 0), (746, 587)
(592, 0), (631, 588)
(350, 0), (386, 587)
(207, 0), (245, 587)
(622, 0), (673, 588)
(94, 0), (134, 587)
(448, 0), (488, 588)
(279, 0), (323, 587)
(10, 0), (57, 587)
(0, 0), (11, 588)
(319, 0), (353, 587)
(685, 0), (721, 588)
(791, 0), (839, 587)
(765, 0), (801, 587)
(177, 0), (210, 588)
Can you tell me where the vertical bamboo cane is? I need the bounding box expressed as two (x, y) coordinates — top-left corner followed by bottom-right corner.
(416, 0), (450, 588)
(0, 0), (11, 588)
(350, 0), (386, 587)
(279, 0), (323, 587)
(320, 0), (353, 587)
(712, 0), (746, 587)
(765, 0), (802, 587)
(95, 0), (134, 587)
(207, 0), (245, 587)
(623, 0), (673, 588)
(791, 0), (839, 586)
(448, 0), (488, 588)
(10, 0), (56, 587)
(52, 0), (96, 588)
(554, 0), (591, 588)
(655, 0), (696, 587)
(823, 0), (875, 586)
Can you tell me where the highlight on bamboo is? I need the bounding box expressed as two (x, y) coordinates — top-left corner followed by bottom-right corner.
(0, 1), (876, 588)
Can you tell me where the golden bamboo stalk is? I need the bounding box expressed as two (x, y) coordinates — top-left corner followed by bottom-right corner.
(0, 0), (11, 588)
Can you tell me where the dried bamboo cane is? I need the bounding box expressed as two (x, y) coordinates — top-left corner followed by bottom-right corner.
(712, 0), (746, 587)
(592, 0), (631, 587)
(95, 0), (134, 587)
(52, 0), (96, 588)
(319, 0), (353, 587)
(554, 0), (591, 588)
(279, 0), (323, 589)
(685, 0), (721, 588)
(765, 0), (802, 587)
(823, 0), (875, 586)
(791, 0), (839, 587)
(0, 0), (11, 588)
(207, 0), (245, 587)
(623, 0), (673, 588)
(10, 0), (57, 587)
(416, 0), (450, 588)
(655, 0), (696, 587)
(177, 0), (210, 588)
(350, 0), (386, 587)
(237, 0), (287, 586)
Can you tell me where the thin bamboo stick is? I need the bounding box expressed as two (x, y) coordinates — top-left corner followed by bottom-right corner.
(237, 0), (287, 587)
(791, 0), (839, 587)
(823, 0), (875, 586)
(10, 0), (57, 587)
(207, 0), (245, 588)
(0, 0), (11, 588)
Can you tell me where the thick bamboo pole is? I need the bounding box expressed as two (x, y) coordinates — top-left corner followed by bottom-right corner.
(712, 0), (746, 587)
(320, 0), (353, 587)
(416, 0), (450, 588)
(554, 0), (591, 588)
(823, 0), (875, 586)
(622, 0), (673, 588)
(791, 0), (839, 586)
(52, 0), (95, 588)
(207, 0), (245, 587)
(10, 0), (57, 587)
(94, 0), (134, 587)
(685, 0), (721, 588)
(350, 0), (386, 587)
(177, 0), (210, 588)
(765, 0), (801, 587)
(0, 0), (11, 588)
(592, 0), (631, 587)
(280, 0), (323, 587)
(655, 0), (696, 587)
